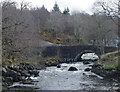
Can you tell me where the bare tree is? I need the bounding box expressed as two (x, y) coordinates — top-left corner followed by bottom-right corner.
(93, 0), (119, 25)
(31, 6), (50, 33)
(46, 11), (64, 39)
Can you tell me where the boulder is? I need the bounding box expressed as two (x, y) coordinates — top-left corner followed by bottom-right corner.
(21, 76), (26, 81)
(2, 63), (39, 84)
(84, 68), (91, 71)
(92, 64), (102, 68)
(22, 79), (33, 84)
(28, 70), (39, 77)
(68, 67), (78, 71)
(7, 70), (17, 77)
(83, 73), (86, 75)
(8, 70), (22, 82)
(57, 65), (61, 68)
(8, 65), (14, 70)
(27, 65), (34, 70)
(2, 68), (7, 76)
(13, 75), (21, 82)
(13, 66), (20, 72)
(83, 61), (91, 65)
(33, 70), (39, 77)
(5, 77), (13, 82)
(21, 70), (30, 77)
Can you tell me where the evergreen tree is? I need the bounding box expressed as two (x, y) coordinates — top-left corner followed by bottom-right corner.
(53, 3), (60, 12)
(66, 7), (70, 13)
(63, 7), (70, 14)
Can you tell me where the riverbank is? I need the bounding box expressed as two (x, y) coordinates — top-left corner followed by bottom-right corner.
(91, 51), (120, 91)
(2, 62), (40, 91)
(91, 51), (120, 79)
(2, 55), (61, 91)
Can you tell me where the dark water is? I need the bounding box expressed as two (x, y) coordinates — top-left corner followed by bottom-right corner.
(9, 62), (119, 91)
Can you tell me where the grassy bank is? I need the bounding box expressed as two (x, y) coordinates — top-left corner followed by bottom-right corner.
(95, 50), (120, 70)
(91, 50), (120, 82)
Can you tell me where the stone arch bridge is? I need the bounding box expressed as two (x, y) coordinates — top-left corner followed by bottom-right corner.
(40, 45), (117, 59)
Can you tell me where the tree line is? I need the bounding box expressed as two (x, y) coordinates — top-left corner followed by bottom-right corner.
(1, 0), (118, 56)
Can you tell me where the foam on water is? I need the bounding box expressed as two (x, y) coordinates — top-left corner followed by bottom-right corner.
(9, 61), (119, 91)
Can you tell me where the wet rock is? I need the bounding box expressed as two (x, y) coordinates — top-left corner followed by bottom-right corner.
(2, 77), (5, 82)
(57, 65), (61, 68)
(89, 65), (93, 67)
(27, 65), (34, 70)
(89, 75), (97, 78)
(68, 67), (78, 71)
(33, 70), (39, 77)
(92, 64), (102, 68)
(28, 70), (39, 77)
(83, 73), (86, 75)
(21, 76), (26, 81)
(84, 68), (91, 71)
(7, 86), (35, 91)
(3, 68), (21, 82)
(8, 65), (19, 72)
(21, 70), (28, 76)
(21, 70), (31, 77)
(83, 61), (91, 64)
(7, 70), (17, 77)
(5, 77), (13, 82)
(2, 68), (7, 76)
(2, 62), (40, 88)
(116, 88), (120, 92)
(25, 63), (35, 70)
(21, 78), (33, 84)
(28, 70), (34, 75)
(8, 65), (14, 70)
(19, 65), (24, 70)
(17, 72), (21, 76)
(25, 74), (31, 77)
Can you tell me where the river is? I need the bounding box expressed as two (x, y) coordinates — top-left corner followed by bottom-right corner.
(9, 61), (119, 92)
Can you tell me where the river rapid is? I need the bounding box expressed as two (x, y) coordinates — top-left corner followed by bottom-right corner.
(9, 61), (119, 92)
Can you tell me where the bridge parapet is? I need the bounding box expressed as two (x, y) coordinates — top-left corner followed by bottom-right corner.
(41, 45), (117, 59)
(41, 45), (103, 58)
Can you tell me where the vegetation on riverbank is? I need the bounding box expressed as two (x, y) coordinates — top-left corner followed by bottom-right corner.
(92, 50), (120, 82)
(95, 50), (120, 70)
(2, 52), (61, 69)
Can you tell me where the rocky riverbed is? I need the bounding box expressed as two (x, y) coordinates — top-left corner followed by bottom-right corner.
(2, 61), (119, 92)
(2, 52), (120, 91)
(2, 63), (39, 91)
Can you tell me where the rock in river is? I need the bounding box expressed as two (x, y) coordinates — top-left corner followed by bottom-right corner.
(57, 65), (61, 68)
(83, 61), (91, 65)
(84, 68), (91, 72)
(68, 67), (78, 71)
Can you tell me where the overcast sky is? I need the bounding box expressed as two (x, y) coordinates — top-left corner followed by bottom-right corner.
(15, 0), (98, 14)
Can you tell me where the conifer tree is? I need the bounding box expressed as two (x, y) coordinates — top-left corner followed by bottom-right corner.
(53, 3), (60, 12)
(63, 7), (70, 14)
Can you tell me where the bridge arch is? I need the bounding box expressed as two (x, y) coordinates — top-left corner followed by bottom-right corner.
(74, 50), (100, 61)
(41, 45), (117, 59)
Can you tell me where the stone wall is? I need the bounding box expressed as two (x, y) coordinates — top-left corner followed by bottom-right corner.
(41, 45), (117, 59)
(41, 45), (101, 58)
(104, 46), (118, 53)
